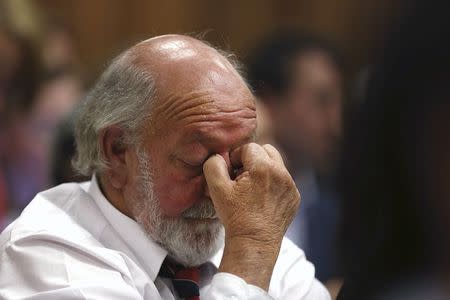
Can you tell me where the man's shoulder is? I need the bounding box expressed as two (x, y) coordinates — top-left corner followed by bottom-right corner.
(268, 237), (318, 299)
(1, 181), (106, 248)
(0, 182), (140, 296)
(275, 236), (310, 268)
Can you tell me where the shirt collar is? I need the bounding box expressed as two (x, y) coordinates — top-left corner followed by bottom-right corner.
(88, 175), (168, 281)
(209, 246), (223, 269)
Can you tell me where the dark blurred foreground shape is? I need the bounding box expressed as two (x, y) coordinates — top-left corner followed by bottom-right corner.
(338, 0), (450, 299)
(246, 31), (344, 286)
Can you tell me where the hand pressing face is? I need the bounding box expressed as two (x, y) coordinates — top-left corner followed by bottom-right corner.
(204, 143), (300, 245)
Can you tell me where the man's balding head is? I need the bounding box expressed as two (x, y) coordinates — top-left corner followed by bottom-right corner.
(124, 35), (244, 95)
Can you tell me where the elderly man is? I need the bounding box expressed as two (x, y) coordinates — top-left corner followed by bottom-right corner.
(0, 35), (330, 299)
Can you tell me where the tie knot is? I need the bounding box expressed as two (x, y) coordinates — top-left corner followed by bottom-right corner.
(159, 259), (201, 300)
(175, 267), (200, 284)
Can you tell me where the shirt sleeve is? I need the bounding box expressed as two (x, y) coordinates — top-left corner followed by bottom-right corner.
(202, 272), (275, 300)
(202, 237), (331, 300)
(303, 279), (332, 300)
(268, 238), (331, 300)
(0, 235), (143, 300)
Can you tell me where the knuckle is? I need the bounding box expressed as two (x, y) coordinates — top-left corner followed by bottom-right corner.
(249, 156), (270, 174)
(212, 181), (226, 192)
(246, 142), (261, 154)
(262, 143), (277, 152)
(273, 166), (291, 184)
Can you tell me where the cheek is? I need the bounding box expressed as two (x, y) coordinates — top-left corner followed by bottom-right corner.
(154, 171), (206, 217)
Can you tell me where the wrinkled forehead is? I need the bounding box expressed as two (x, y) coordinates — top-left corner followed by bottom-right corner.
(153, 90), (257, 155)
(151, 82), (256, 136)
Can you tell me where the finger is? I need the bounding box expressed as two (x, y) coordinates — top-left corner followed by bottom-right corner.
(203, 154), (232, 197)
(262, 144), (285, 165)
(230, 143), (269, 170)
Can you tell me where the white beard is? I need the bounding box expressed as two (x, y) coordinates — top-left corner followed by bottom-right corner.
(131, 148), (224, 267)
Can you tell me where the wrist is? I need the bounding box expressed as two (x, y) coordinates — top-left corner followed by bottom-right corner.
(218, 235), (282, 290)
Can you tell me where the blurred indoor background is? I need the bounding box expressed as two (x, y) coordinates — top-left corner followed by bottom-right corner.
(30, 0), (406, 82)
(4, 1), (444, 299)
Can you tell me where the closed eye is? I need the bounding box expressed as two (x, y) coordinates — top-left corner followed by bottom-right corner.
(180, 159), (203, 168)
(179, 159), (204, 177)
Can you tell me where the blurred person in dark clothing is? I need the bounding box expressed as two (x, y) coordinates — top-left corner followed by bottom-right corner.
(31, 19), (85, 191)
(0, 18), (41, 226)
(0, 12), (83, 225)
(337, 1), (450, 299)
(247, 32), (344, 286)
(50, 109), (89, 185)
(0, 21), (40, 116)
(27, 68), (83, 192)
(255, 101), (277, 146)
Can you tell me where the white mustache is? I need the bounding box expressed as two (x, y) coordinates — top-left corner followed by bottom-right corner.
(182, 200), (217, 219)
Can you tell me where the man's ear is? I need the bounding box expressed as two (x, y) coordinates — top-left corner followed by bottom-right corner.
(101, 126), (129, 189)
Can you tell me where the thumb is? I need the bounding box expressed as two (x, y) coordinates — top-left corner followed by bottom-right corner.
(203, 154), (232, 201)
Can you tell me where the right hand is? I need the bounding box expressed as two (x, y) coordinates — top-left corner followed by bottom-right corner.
(203, 143), (300, 243)
(203, 142), (300, 250)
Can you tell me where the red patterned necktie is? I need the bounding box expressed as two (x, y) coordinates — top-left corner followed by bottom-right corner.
(159, 260), (201, 300)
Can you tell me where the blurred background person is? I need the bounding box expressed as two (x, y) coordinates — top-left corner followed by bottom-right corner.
(246, 31), (345, 292)
(50, 109), (89, 186)
(40, 19), (82, 76)
(337, 0), (450, 299)
(0, 11), (42, 228)
(255, 101), (276, 146)
(0, 0), (84, 228)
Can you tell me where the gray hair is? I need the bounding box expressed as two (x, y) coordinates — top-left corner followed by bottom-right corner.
(73, 37), (246, 176)
(72, 51), (155, 176)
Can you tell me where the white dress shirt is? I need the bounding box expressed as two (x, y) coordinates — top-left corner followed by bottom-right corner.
(0, 177), (330, 299)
